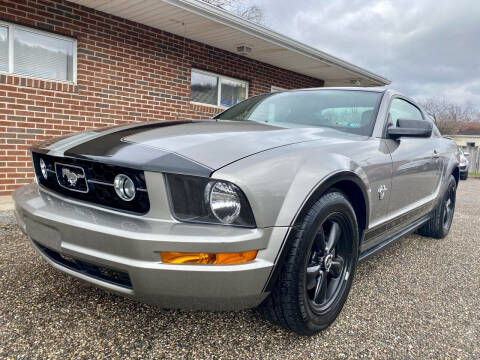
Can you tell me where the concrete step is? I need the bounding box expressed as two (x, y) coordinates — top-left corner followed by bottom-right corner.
(0, 196), (14, 211)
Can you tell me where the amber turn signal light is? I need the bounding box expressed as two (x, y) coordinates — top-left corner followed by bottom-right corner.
(160, 250), (258, 265)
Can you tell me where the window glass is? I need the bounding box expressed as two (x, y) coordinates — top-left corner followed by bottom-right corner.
(319, 107), (376, 129)
(190, 69), (248, 107)
(389, 98), (423, 127)
(0, 26), (8, 71)
(220, 78), (247, 107)
(216, 90), (382, 136)
(190, 70), (218, 105)
(14, 29), (73, 81)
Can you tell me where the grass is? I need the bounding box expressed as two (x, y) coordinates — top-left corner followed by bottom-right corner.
(469, 173), (480, 178)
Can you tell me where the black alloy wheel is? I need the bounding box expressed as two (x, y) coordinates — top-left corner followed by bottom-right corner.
(259, 191), (358, 335)
(442, 182), (455, 231)
(418, 174), (457, 239)
(306, 215), (353, 314)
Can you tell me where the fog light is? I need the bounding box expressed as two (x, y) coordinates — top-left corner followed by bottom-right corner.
(114, 174), (136, 201)
(160, 250), (258, 265)
(39, 158), (48, 180)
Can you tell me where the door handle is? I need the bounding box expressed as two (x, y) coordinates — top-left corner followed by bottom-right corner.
(433, 150), (440, 159)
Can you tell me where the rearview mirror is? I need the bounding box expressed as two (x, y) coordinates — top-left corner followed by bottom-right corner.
(387, 119), (432, 139)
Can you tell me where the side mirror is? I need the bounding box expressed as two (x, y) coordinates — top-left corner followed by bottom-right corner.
(463, 152), (470, 157)
(387, 119), (432, 139)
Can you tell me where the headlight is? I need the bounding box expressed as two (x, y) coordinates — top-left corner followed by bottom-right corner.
(114, 174), (136, 201)
(207, 181), (242, 224)
(165, 174), (256, 227)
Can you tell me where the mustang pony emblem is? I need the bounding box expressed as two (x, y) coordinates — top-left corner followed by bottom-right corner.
(62, 167), (85, 187)
(378, 184), (388, 200)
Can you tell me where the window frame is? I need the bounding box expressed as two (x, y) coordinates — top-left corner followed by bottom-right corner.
(382, 95), (426, 138)
(190, 68), (248, 108)
(0, 20), (77, 83)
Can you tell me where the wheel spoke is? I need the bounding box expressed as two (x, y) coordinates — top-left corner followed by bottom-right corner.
(313, 270), (327, 304)
(444, 196), (454, 225)
(306, 265), (321, 290)
(326, 222), (341, 253)
(326, 275), (341, 299)
(330, 256), (344, 277)
(313, 231), (326, 254)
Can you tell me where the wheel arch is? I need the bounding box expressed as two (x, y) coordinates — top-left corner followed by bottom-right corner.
(264, 171), (369, 292)
(292, 172), (369, 231)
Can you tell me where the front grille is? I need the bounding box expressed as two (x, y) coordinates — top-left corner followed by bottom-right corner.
(32, 152), (150, 215)
(34, 241), (133, 289)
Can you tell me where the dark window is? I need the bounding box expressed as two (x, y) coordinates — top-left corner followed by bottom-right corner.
(220, 78), (247, 107)
(190, 69), (248, 107)
(0, 26), (8, 71)
(14, 29), (74, 81)
(190, 70), (218, 106)
(0, 21), (75, 82)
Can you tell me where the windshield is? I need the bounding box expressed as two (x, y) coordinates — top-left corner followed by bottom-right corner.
(215, 90), (383, 136)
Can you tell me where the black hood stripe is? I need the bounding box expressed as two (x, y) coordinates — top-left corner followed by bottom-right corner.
(32, 120), (214, 178)
(64, 120), (193, 157)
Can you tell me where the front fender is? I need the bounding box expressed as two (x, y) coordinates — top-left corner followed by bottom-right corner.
(213, 141), (371, 229)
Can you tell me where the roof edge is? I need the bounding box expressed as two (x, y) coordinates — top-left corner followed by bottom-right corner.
(447, 134), (480, 138)
(161, 0), (391, 85)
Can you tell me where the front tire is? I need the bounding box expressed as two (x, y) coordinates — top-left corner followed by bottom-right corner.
(259, 192), (358, 335)
(418, 175), (457, 239)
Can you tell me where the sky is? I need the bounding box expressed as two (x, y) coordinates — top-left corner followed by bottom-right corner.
(245, 0), (480, 109)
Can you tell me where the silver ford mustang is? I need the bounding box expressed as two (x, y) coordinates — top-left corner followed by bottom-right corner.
(14, 88), (460, 335)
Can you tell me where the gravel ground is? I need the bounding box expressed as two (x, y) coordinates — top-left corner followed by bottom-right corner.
(1, 181), (479, 359)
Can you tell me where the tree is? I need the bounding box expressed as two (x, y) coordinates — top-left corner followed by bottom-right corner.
(200, 0), (266, 24)
(435, 119), (462, 135)
(420, 97), (450, 124)
(443, 101), (476, 123)
(418, 97), (478, 135)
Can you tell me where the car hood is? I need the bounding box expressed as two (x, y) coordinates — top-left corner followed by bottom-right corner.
(32, 120), (365, 176)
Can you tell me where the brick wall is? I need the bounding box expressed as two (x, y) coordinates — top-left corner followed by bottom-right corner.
(0, 0), (323, 196)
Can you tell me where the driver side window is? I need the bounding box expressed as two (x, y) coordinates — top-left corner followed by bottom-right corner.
(389, 98), (423, 127)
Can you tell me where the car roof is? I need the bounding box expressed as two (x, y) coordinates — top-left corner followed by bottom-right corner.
(291, 86), (387, 93)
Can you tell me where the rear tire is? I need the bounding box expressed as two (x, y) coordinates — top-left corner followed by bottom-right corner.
(460, 172), (468, 180)
(418, 175), (456, 239)
(259, 192), (358, 335)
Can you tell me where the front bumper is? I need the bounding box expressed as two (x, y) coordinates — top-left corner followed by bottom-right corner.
(14, 184), (286, 310)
